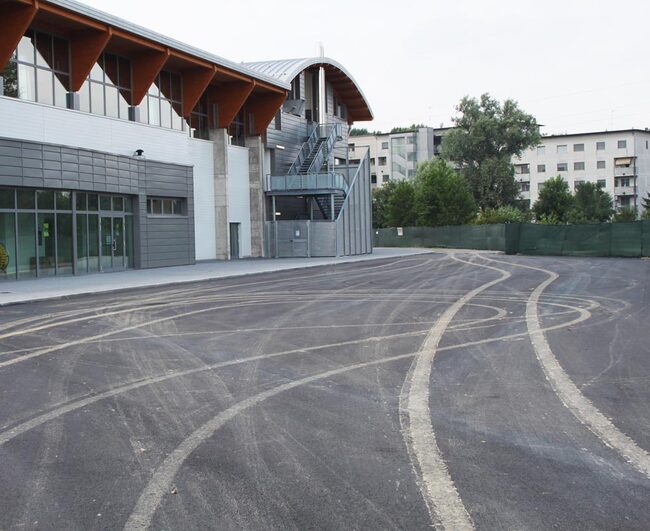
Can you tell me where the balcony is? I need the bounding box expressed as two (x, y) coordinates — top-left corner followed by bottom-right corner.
(266, 172), (349, 194)
(614, 166), (636, 177)
(614, 186), (637, 197)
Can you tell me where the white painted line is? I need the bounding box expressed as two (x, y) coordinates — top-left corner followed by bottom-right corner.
(399, 255), (511, 530)
(485, 256), (650, 479)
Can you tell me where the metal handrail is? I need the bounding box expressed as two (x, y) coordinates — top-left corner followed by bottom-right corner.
(304, 123), (343, 175)
(287, 124), (320, 176)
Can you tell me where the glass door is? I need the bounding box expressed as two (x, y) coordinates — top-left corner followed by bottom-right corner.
(100, 215), (126, 271)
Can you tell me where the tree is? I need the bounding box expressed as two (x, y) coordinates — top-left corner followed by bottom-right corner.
(532, 176), (574, 223)
(568, 182), (613, 223)
(642, 192), (650, 211)
(385, 180), (417, 227)
(413, 159), (476, 226)
(613, 206), (637, 222)
(441, 93), (541, 209)
(371, 180), (396, 228)
(389, 124), (427, 134)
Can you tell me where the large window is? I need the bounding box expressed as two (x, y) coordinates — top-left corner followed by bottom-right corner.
(0, 188), (133, 280)
(1, 30), (70, 107)
(189, 93), (210, 140)
(138, 70), (184, 131)
(228, 108), (246, 146)
(79, 53), (131, 120)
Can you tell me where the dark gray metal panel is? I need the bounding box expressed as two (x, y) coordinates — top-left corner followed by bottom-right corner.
(266, 111), (308, 175)
(0, 137), (195, 270)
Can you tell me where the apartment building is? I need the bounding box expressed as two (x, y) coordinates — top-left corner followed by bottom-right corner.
(514, 129), (650, 211)
(347, 127), (436, 186)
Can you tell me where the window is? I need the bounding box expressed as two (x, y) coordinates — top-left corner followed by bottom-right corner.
(273, 109), (281, 131)
(1, 30), (70, 108)
(146, 197), (184, 216)
(538, 182), (546, 191)
(189, 92), (210, 140)
(597, 179), (607, 188)
(370, 158), (375, 165)
(573, 143), (584, 152)
(349, 159), (361, 165)
(616, 177), (631, 187)
(382, 174), (390, 182)
(79, 53), (131, 120)
(378, 157), (387, 166)
(381, 142), (389, 150)
(614, 157), (632, 167)
(574, 161), (585, 170)
(573, 180), (584, 190)
(619, 196), (631, 207)
(557, 144), (567, 154)
(537, 145), (546, 156)
(371, 174), (377, 184)
(407, 152), (417, 162)
(228, 108), (246, 146)
(537, 164), (546, 173)
(596, 141), (606, 150)
(514, 164), (530, 174)
(348, 143), (355, 152)
(519, 182), (530, 192)
(597, 160), (606, 169)
(557, 162), (568, 172)
(138, 70), (184, 131)
(618, 140), (627, 149)
(289, 75), (301, 100)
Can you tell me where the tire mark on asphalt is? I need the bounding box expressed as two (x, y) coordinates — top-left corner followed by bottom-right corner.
(0, 299), (594, 446)
(398, 254), (512, 530)
(484, 256), (650, 479)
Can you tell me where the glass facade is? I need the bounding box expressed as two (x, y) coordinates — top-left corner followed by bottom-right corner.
(1, 30), (70, 107)
(0, 188), (134, 281)
(189, 93), (210, 140)
(137, 70), (184, 131)
(79, 53), (132, 119)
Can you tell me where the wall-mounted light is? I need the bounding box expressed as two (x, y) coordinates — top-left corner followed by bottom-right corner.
(275, 211), (282, 216)
(276, 145), (285, 150)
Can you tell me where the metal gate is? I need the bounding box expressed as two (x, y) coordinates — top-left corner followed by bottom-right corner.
(276, 221), (309, 257)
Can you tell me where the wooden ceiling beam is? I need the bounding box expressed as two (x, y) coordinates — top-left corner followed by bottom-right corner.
(246, 89), (287, 135)
(0, 0), (37, 70)
(207, 78), (254, 129)
(131, 48), (169, 105)
(69, 26), (111, 91)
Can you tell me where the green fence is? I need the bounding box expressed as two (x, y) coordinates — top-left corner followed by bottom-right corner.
(373, 224), (505, 251)
(374, 221), (650, 258)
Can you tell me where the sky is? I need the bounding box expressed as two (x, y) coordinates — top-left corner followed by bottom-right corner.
(78, 0), (650, 135)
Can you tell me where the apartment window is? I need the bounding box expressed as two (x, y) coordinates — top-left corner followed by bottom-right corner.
(538, 182), (546, 191)
(514, 164), (530, 175)
(616, 177), (631, 187)
(519, 181), (530, 192)
(619, 196), (631, 207)
(378, 157), (387, 166)
(557, 162), (568, 172)
(537, 145), (546, 156)
(597, 160), (606, 169)
(537, 164), (546, 173)
(382, 174), (390, 182)
(574, 161), (585, 170)
(407, 169), (416, 178)
(597, 179), (607, 188)
(596, 141), (606, 150)
(371, 174), (377, 184)
(189, 93), (210, 140)
(138, 70), (184, 131)
(381, 142), (389, 150)
(407, 152), (417, 162)
(573, 143), (584, 152)
(370, 158), (375, 165)
(1, 30), (70, 108)
(573, 180), (584, 190)
(557, 144), (567, 154)
(349, 159), (361, 165)
(348, 143), (355, 152)
(79, 53), (132, 120)
(146, 197), (184, 216)
(618, 140), (627, 149)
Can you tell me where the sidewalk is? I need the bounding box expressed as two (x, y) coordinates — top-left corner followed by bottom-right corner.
(0, 248), (432, 306)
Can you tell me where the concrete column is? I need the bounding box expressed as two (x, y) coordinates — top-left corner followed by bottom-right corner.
(245, 135), (265, 257)
(210, 128), (230, 260)
(318, 66), (326, 124)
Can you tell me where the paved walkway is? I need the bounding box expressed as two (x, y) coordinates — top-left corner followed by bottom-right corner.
(0, 248), (431, 306)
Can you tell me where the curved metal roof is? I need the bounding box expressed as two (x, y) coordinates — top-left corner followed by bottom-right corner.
(244, 57), (373, 122)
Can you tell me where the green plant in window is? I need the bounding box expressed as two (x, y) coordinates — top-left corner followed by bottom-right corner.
(0, 243), (9, 273)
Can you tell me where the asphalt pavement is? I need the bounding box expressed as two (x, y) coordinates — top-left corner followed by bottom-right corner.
(0, 252), (649, 530)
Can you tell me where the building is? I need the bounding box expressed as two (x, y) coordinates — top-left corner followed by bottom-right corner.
(0, 0), (373, 282)
(514, 129), (650, 211)
(347, 127), (436, 187)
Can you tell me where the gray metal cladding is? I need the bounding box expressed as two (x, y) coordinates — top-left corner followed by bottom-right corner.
(0, 137), (195, 269)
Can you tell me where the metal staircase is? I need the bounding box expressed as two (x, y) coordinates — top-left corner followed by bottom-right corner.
(314, 193), (346, 219)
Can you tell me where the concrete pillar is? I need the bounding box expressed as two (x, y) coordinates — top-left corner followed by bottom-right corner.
(245, 135), (265, 257)
(210, 128), (230, 260)
(318, 66), (326, 125)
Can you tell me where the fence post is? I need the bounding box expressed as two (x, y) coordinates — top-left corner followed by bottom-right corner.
(504, 222), (521, 255)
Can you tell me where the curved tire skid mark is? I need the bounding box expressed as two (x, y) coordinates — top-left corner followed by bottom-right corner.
(399, 254), (512, 530)
(485, 256), (650, 479)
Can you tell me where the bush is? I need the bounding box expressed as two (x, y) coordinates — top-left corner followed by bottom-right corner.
(474, 206), (532, 224)
(613, 206), (637, 222)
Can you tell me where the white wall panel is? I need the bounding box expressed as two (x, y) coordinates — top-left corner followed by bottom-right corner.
(227, 145), (252, 257)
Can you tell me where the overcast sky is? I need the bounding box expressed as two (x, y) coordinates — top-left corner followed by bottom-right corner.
(79, 0), (650, 135)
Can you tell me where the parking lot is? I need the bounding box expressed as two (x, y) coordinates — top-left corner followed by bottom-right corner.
(1, 252), (649, 530)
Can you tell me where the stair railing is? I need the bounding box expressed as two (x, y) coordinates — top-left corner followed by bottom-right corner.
(304, 123), (342, 175)
(287, 125), (321, 176)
